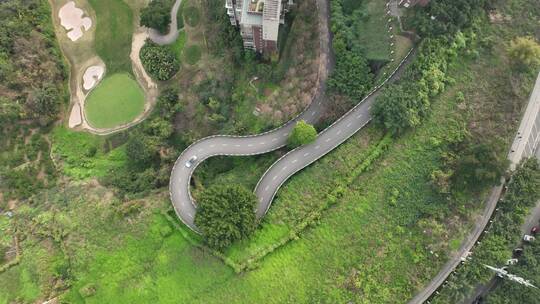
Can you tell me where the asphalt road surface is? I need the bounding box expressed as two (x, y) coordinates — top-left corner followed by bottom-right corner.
(169, 0), (415, 230)
(148, 0), (183, 45)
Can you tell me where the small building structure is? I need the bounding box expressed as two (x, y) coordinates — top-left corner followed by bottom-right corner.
(225, 0), (291, 54)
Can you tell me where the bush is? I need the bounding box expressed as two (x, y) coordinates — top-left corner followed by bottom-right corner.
(287, 120), (317, 148)
(140, 0), (172, 34)
(140, 41), (180, 81)
(194, 184), (258, 250)
(508, 36), (540, 71)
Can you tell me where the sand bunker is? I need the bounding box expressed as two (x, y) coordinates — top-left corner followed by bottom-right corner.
(59, 1), (92, 42)
(68, 102), (82, 128)
(82, 65), (105, 91)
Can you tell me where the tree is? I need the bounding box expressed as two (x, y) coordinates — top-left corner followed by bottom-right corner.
(451, 141), (508, 193)
(140, 41), (180, 81)
(328, 49), (373, 100)
(372, 83), (428, 134)
(27, 84), (60, 124)
(194, 184), (257, 250)
(140, 0), (172, 34)
(287, 120), (317, 148)
(508, 36), (540, 70)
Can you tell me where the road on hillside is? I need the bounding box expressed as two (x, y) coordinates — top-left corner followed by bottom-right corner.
(148, 0), (183, 45)
(169, 0), (417, 231)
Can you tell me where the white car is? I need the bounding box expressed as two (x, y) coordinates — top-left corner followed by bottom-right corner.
(185, 155), (198, 168)
(523, 234), (536, 242)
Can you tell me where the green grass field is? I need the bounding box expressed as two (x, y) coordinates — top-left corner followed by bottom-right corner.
(183, 6), (201, 27)
(184, 45), (201, 65)
(51, 126), (128, 179)
(168, 30), (187, 61)
(84, 73), (145, 129)
(352, 0), (391, 62)
(88, 0), (134, 73)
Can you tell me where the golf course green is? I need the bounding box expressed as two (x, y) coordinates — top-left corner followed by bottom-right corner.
(84, 73), (145, 129)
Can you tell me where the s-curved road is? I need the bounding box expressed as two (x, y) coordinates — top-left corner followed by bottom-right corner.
(169, 0), (415, 231)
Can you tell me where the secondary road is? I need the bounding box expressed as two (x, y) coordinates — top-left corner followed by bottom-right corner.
(148, 0), (183, 45)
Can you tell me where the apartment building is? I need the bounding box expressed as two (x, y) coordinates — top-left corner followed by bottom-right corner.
(225, 0), (289, 54)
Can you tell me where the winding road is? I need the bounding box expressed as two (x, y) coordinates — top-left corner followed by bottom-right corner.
(169, 0), (416, 230)
(148, 0), (183, 45)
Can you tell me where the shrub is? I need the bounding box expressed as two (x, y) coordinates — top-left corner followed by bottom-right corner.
(287, 120), (317, 148)
(140, 41), (180, 81)
(508, 36), (540, 70)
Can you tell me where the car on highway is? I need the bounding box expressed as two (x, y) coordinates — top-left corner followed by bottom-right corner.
(531, 226), (539, 235)
(513, 247), (524, 258)
(185, 155), (198, 168)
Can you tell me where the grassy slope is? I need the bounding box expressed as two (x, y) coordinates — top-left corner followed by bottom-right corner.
(353, 0), (391, 62)
(88, 0), (134, 74)
(84, 73), (145, 128)
(51, 127), (128, 179)
(56, 52), (477, 303)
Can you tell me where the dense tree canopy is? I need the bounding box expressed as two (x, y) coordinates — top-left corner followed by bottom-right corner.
(140, 41), (180, 81)
(287, 120), (317, 148)
(411, 0), (488, 37)
(451, 141), (508, 192)
(194, 184), (258, 250)
(140, 0), (172, 34)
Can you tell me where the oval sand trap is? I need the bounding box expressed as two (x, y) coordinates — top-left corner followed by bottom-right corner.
(59, 1), (92, 42)
(83, 65), (105, 91)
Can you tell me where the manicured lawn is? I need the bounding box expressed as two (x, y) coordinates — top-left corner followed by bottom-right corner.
(168, 30), (187, 61)
(84, 73), (145, 129)
(183, 6), (200, 27)
(88, 0), (134, 73)
(184, 45), (201, 65)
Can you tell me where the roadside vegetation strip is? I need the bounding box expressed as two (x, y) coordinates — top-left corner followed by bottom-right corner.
(430, 159), (540, 304)
(84, 73), (145, 129)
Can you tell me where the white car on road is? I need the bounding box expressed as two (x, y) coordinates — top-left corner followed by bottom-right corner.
(185, 156), (198, 168)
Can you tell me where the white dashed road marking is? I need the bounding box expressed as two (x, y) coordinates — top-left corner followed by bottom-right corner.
(248, 144), (253, 147)
(273, 176), (277, 180)
(347, 123), (352, 127)
(292, 159), (298, 163)
(311, 111), (316, 116)
(337, 130), (342, 135)
(326, 138), (331, 142)
(265, 186), (269, 191)
(315, 145), (320, 149)
(282, 166), (287, 171)
(303, 152), (310, 157)
(210, 144), (215, 148)
(272, 138), (278, 141)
